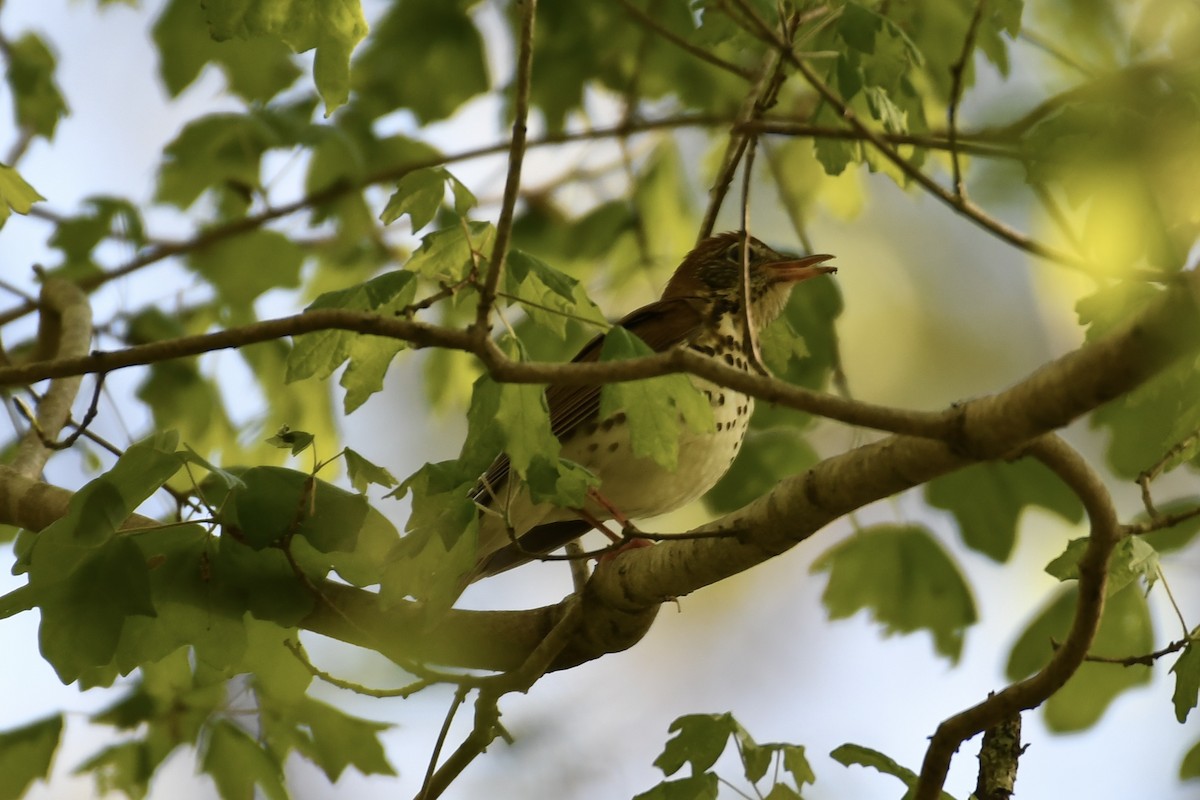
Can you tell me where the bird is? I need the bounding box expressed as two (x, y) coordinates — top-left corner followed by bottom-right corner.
(469, 231), (836, 580)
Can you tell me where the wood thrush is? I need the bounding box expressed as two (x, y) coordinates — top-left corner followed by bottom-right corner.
(470, 231), (835, 579)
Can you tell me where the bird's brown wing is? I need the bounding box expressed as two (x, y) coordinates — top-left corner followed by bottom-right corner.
(471, 296), (706, 509)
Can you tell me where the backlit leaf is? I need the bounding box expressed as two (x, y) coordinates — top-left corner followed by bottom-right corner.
(812, 524), (977, 662)
(927, 459), (1085, 562)
(1171, 641), (1200, 723)
(202, 721), (287, 800)
(1006, 584), (1152, 731)
(0, 715), (62, 800)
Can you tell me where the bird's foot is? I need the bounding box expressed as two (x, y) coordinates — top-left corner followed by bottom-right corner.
(597, 536), (654, 567)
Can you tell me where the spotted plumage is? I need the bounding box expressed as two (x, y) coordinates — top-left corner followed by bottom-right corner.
(470, 232), (835, 579)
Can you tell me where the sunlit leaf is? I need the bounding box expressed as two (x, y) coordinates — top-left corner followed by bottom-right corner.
(598, 327), (714, 470)
(201, 0), (368, 113)
(0, 163), (44, 226)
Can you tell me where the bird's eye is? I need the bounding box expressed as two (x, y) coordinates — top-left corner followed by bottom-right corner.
(724, 242), (745, 263)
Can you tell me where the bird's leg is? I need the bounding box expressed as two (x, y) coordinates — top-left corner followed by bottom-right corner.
(581, 487), (655, 566)
(570, 504), (622, 543)
(583, 486), (643, 537)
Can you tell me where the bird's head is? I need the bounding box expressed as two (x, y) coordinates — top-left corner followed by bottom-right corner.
(663, 232), (836, 327)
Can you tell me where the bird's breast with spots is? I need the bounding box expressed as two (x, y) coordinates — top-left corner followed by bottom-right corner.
(558, 376), (753, 519)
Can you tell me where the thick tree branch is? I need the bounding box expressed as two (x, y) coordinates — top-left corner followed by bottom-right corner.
(1, 277), (1196, 678)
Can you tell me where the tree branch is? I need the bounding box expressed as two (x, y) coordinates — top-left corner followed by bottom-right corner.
(475, 0), (536, 336)
(913, 435), (1121, 800)
(0, 277), (1196, 681)
(10, 278), (92, 478)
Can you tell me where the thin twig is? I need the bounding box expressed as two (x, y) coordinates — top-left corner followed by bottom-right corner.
(475, 0), (537, 337)
(0, 306), (957, 438)
(727, 1), (1094, 273)
(947, 0), (988, 199)
(1136, 427), (1200, 517)
(1053, 633), (1191, 668)
(11, 372), (105, 451)
(615, 0), (756, 80)
(698, 2), (796, 238)
(283, 639), (434, 698)
(737, 147), (768, 374)
(415, 686), (470, 800)
(419, 599), (583, 799)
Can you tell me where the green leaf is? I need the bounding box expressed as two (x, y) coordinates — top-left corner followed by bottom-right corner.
(523, 456), (599, 509)
(598, 327), (714, 470)
(153, 0), (301, 102)
(839, 3), (883, 54)
(405, 221), (495, 281)
(492, 339), (561, 479)
(213, 535), (313, 627)
(49, 196), (147, 274)
(137, 360), (240, 461)
(505, 249), (606, 338)
(830, 743), (956, 800)
(1140, 498), (1200, 552)
(117, 526), (248, 671)
(1005, 584), (1152, 731)
(1045, 536), (1160, 597)
(155, 103), (317, 211)
(294, 698), (395, 780)
(286, 270), (417, 412)
(201, 0), (368, 114)
(653, 713), (737, 777)
(0, 715), (62, 800)
(202, 721), (287, 800)
(380, 167), (450, 230)
(927, 459), (1085, 562)
(265, 426), (314, 456)
(5, 32), (69, 140)
(188, 229), (304, 312)
(383, 462), (477, 606)
(220, 466), (368, 553)
(632, 773), (720, 800)
(811, 524), (977, 662)
(27, 434), (181, 683)
(0, 163), (45, 226)
(1171, 641), (1200, 723)
(354, 0), (487, 123)
(179, 446), (246, 490)
(781, 745), (816, 790)
(706, 428), (817, 514)
(322, 505), (399, 587)
(344, 448), (398, 492)
(1182, 739), (1200, 780)
(74, 741), (156, 800)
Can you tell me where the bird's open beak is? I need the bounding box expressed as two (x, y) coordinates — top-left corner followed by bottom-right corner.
(765, 253), (837, 283)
